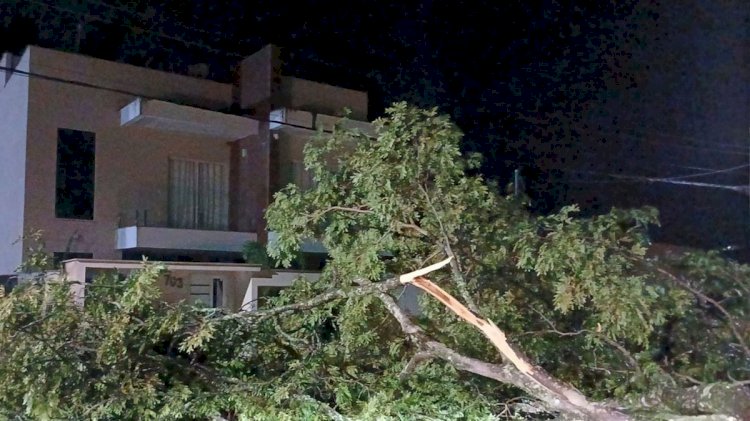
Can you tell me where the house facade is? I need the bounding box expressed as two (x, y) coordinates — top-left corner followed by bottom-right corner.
(0, 45), (369, 310)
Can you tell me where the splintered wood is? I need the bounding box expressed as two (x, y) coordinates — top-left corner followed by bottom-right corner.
(398, 257), (595, 411)
(398, 257), (532, 374)
(396, 257), (629, 419)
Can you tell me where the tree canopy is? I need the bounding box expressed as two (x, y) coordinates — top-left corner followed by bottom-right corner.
(0, 103), (747, 420)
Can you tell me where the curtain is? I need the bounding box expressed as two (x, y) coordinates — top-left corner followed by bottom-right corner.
(168, 158), (229, 230)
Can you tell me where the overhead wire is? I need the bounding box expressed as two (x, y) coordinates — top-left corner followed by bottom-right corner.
(17, 3), (746, 154)
(2, 61), (743, 198)
(0, 63), (349, 134)
(577, 115), (749, 151)
(14, 0), (363, 88)
(577, 126), (748, 156)
(19, 0), (246, 58)
(78, 0), (258, 48)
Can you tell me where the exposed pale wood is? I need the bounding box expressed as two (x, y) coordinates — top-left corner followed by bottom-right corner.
(398, 256), (453, 284)
(398, 259), (629, 420)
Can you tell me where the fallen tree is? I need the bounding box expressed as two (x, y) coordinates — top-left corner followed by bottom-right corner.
(0, 104), (747, 420)
(259, 103), (750, 420)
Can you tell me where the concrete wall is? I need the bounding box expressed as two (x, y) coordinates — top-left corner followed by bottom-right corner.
(271, 128), (360, 194)
(231, 45), (280, 236)
(241, 271), (321, 311)
(117, 226), (257, 252)
(156, 270), (246, 308)
(0, 51), (30, 273)
(237, 44), (281, 110)
(64, 259), (262, 311)
(270, 73), (369, 196)
(80, 267), (248, 310)
(28, 46), (233, 110)
(279, 76), (368, 120)
(272, 130), (308, 192)
(140, 269), (251, 311)
(5, 45), (369, 263)
(23, 46), (234, 261)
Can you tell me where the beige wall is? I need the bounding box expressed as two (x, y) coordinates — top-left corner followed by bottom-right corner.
(88, 268), (250, 311)
(156, 270), (246, 308)
(0, 51), (30, 273)
(64, 260), (262, 311)
(272, 128), (360, 194)
(279, 77), (368, 120)
(148, 270), (252, 311)
(3, 46), (369, 265)
(23, 47), (235, 261)
(273, 130), (308, 192)
(29, 46), (233, 110)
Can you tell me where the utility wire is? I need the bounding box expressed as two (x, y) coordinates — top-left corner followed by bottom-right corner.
(664, 163), (749, 181)
(580, 122), (749, 153)
(594, 118), (749, 152)
(577, 127), (749, 156)
(0, 64), (359, 135)
(510, 111), (748, 155)
(568, 170), (749, 196)
(566, 164), (749, 183)
(20, 0), (246, 58)
(79, 0), (258, 47)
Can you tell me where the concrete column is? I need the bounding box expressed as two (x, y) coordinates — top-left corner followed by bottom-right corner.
(229, 45), (282, 243)
(229, 118), (270, 240)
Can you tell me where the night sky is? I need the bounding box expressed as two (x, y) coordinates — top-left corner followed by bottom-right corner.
(1, 0), (748, 258)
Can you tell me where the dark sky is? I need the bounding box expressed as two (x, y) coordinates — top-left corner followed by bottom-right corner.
(1, 0), (748, 257)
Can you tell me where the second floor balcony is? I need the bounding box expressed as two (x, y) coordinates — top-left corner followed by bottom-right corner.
(115, 157), (255, 253)
(115, 225), (255, 253)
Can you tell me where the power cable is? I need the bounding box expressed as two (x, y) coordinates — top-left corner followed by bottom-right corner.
(577, 127), (748, 156)
(20, 0), (246, 58)
(583, 121), (749, 153)
(79, 0), (258, 47)
(0, 63), (360, 135)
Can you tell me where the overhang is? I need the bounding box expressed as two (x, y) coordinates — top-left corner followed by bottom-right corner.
(120, 98), (258, 139)
(269, 107), (373, 137)
(267, 230), (326, 254)
(116, 226), (256, 253)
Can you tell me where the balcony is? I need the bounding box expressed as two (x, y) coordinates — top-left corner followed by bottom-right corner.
(120, 98), (258, 140)
(267, 230), (326, 254)
(269, 107), (373, 137)
(116, 225), (256, 253)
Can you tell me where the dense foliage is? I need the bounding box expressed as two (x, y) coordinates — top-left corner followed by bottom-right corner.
(0, 104), (747, 419)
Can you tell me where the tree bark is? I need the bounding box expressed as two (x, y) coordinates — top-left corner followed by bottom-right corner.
(225, 261), (747, 420)
(390, 258), (630, 420)
(623, 383), (750, 420)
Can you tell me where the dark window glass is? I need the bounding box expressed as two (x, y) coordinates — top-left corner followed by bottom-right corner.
(56, 129), (95, 219)
(212, 278), (224, 308)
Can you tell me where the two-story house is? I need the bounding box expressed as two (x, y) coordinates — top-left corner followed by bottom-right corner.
(0, 44), (371, 310)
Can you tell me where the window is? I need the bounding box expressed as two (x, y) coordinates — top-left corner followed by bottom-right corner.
(56, 129), (95, 219)
(190, 281), (211, 307)
(190, 277), (224, 308)
(168, 158), (229, 230)
(212, 278), (223, 308)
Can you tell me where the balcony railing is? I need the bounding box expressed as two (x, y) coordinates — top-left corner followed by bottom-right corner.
(116, 225), (256, 252)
